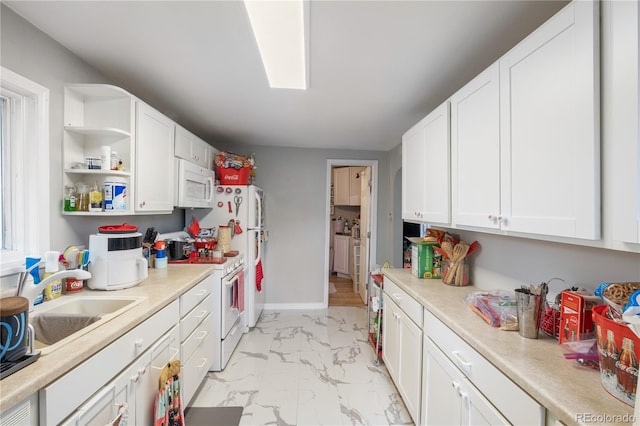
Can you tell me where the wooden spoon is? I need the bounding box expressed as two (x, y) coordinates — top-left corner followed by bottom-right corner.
(454, 242), (470, 285)
(444, 242), (466, 284)
(441, 241), (454, 259)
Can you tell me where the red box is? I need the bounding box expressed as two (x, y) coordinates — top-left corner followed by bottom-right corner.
(559, 290), (602, 343)
(217, 166), (250, 185)
(593, 305), (640, 406)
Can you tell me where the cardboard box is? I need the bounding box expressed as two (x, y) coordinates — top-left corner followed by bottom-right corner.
(559, 290), (602, 343)
(407, 238), (441, 279)
(593, 305), (640, 406)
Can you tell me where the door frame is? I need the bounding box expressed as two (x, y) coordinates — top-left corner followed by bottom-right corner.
(324, 159), (378, 308)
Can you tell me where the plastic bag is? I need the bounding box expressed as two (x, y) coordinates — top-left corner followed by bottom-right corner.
(465, 290), (518, 330)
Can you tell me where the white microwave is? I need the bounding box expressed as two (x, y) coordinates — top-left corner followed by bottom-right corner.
(176, 158), (215, 208)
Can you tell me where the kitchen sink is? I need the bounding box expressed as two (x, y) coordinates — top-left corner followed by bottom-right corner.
(29, 296), (143, 354)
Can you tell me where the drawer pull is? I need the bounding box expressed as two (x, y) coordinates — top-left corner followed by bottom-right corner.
(452, 350), (472, 375)
(196, 310), (208, 319)
(196, 358), (208, 368)
(392, 293), (402, 301)
(134, 338), (144, 348)
(197, 330), (208, 341)
(197, 289), (208, 297)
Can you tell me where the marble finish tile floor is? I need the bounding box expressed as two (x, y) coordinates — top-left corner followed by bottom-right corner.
(190, 307), (413, 426)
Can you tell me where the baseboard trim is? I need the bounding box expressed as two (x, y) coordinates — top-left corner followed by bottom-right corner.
(263, 302), (326, 310)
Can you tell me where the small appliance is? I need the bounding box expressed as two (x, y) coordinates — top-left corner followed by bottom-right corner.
(176, 158), (216, 208)
(87, 232), (148, 290)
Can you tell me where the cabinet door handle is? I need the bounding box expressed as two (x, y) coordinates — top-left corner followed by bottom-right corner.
(135, 338), (144, 348)
(196, 357), (208, 368)
(138, 366), (147, 376)
(451, 350), (472, 375)
(392, 293), (402, 301)
(131, 372), (140, 383)
(139, 201), (146, 208)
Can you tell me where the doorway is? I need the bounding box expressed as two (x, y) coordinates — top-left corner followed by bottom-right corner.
(324, 160), (378, 308)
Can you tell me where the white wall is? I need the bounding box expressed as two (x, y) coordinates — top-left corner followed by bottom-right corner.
(0, 6), (185, 287)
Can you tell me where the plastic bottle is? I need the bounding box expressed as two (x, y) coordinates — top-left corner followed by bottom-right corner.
(89, 182), (103, 212)
(43, 251), (62, 300)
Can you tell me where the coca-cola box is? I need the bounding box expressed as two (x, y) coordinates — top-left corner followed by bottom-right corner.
(559, 291), (601, 343)
(593, 305), (640, 407)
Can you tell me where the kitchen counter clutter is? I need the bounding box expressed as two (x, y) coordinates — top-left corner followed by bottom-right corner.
(382, 267), (635, 426)
(0, 264), (214, 417)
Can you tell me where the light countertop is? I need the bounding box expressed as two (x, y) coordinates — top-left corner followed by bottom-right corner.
(0, 264), (214, 414)
(382, 267), (635, 426)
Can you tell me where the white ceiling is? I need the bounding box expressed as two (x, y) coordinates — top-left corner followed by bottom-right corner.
(5, 0), (568, 151)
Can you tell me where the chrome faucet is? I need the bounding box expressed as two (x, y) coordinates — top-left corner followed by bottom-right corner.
(17, 262), (91, 309)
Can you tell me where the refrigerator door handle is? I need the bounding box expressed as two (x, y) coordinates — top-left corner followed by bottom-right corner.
(254, 189), (263, 229)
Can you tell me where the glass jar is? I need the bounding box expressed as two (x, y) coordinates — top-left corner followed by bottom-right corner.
(76, 183), (90, 212)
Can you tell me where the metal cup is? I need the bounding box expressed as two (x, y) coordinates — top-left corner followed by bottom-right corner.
(515, 289), (543, 339)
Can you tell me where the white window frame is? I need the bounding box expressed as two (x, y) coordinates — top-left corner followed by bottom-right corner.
(0, 67), (50, 276)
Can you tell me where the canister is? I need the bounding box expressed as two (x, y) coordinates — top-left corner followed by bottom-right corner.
(0, 296), (29, 363)
(104, 176), (127, 211)
(218, 226), (231, 253)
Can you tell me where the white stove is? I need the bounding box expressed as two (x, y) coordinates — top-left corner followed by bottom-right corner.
(158, 231), (246, 371)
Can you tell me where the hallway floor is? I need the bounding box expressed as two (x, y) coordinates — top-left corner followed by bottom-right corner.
(329, 275), (366, 306)
(190, 307), (413, 425)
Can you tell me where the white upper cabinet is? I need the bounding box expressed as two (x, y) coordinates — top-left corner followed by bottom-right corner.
(402, 102), (450, 224)
(499, 0), (600, 239)
(608, 0), (640, 245)
(349, 167), (363, 206)
(333, 167), (351, 206)
(175, 124), (211, 169)
(450, 62), (501, 229)
(135, 101), (175, 213)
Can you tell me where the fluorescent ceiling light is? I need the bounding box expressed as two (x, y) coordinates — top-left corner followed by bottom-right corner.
(244, 0), (310, 90)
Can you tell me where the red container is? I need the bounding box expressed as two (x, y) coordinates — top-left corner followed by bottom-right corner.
(593, 305), (640, 406)
(218, 166), (250, 185)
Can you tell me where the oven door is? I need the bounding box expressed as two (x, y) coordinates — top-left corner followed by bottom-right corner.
(176, 158), (215, 208)
(221, 267), (244, 338)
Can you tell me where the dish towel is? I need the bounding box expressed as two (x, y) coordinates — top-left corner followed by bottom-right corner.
(238, 270), (245, 312)
(256, 260), (264, 292)
(154, 362), (184, 426)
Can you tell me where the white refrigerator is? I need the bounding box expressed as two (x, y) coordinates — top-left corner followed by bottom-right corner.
(191, 185), (266, 332)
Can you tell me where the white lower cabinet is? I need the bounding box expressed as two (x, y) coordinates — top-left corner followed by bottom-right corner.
(333, 234), (350, 275)
(422, 338), (508, 426)
(0, 393), (38, 426)
(60, 325), (179, 426)
(41, 300), (180, 425)
(382, 277), (422, 424)
(422, 308), (545, 425)
(179, 274), (215, 406)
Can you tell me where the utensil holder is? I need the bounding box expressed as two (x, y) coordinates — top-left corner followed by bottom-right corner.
(441, 259), (469, 286)
(515, 289), (543, 339)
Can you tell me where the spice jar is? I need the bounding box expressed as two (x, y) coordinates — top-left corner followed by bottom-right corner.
(76, 183), (90, 212)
